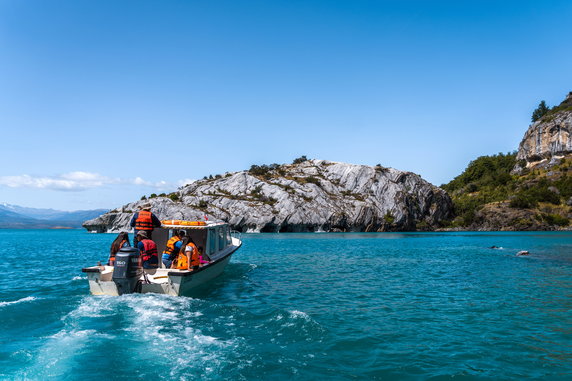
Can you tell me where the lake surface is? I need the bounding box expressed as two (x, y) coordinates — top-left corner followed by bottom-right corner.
(0, 230), (571, 380)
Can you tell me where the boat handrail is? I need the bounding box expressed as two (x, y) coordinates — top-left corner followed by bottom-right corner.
(230, 230), (242, 242)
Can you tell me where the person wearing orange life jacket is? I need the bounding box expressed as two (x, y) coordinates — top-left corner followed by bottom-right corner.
(108, 231), (130, 266)
(130, 203), (161, 246)
(136, 230), (159, 269)
(173, 237), (208, 270)
(161, 230), (185, 268)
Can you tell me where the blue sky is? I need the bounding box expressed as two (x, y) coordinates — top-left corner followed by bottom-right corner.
(1, 0), (571, 210)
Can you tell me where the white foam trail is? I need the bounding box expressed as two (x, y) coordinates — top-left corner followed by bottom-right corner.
(121, 294), (237, 378)
(19, 296), (124, 378)
(21, 329), (113, 379)
(0, 296), (37, 308)
(71, 276), (86, 281)
(65, 295), (116, 319)
(21, 294), (242, 379)
(289, 310), (311, 320)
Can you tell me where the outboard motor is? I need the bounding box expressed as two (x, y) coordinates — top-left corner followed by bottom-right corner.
(112, 247), (143, 295)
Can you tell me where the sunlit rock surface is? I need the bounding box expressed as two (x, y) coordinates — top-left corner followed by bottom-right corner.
(515, 92), (572, 171)
(83, 160), (453, 233)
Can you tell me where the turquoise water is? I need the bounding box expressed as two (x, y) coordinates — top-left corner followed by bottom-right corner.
(0, 230), (571, 380)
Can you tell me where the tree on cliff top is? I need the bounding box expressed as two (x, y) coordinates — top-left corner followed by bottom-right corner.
(531, 100), (549, 122)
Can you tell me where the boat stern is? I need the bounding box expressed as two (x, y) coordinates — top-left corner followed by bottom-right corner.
(82, 266), (119, 295)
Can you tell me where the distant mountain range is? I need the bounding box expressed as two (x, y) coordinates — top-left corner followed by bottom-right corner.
(0, 203), (108, 229)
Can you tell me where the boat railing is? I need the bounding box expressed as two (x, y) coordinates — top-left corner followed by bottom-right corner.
(230, 230), (242, 242)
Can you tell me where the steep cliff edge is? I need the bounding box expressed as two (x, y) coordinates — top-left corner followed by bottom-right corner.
(514, 92), (572, 171)
(442, 92), (572, 231)
(83, 159), (453, 233)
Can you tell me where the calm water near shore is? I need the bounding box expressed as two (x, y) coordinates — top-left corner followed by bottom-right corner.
(0, 229), (571, 380)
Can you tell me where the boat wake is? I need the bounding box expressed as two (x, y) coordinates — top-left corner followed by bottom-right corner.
(14, 289), (324, 379)
(18, 294), (240, 379)
(0, 296), (37, 308)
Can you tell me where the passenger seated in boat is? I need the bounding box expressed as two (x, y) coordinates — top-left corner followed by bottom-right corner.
(136, 231), (159, 269)
(161, 230), (185, 268)
(108, 232), (130, 266)
(173, 237), (201, 270)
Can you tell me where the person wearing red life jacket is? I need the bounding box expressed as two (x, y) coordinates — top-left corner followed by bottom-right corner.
(136, 230), (159, 269)
(130, 203), (161, 246)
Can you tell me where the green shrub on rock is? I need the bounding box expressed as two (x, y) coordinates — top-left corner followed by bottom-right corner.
(541, 213), (569, 226)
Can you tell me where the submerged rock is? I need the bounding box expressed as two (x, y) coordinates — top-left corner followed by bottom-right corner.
(83, 160), (453, 233)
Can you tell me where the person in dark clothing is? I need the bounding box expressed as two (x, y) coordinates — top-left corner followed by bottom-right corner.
(130, 203), (161, 246)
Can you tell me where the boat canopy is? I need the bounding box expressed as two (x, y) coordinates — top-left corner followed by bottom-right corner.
(153, 222), (233, 265)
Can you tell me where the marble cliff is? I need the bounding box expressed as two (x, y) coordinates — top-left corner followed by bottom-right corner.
(83, 160), (453, 233)
(515, 92), (572, 171)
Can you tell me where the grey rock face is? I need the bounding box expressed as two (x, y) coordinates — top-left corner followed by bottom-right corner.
(515, 96), (572, 171)
(83, 160), (453, 233)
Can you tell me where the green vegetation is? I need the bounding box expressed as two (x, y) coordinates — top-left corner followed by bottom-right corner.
(292, 155), (308, 164)
(443, 152), (572, 228)
(249, 163), (280, 177)
(509, 178), (561, 209)
(148, 193), (168, 199)
(539, 213), (569, 226)
(530, 93), (572, 123)
(383, 212), (395, 224)
(531, 100), (550, 122)
(443, 152), (516, 194)
(340, 190), (364, 201)
(249, 185), (278, 205)
(304, 176), (320, 185)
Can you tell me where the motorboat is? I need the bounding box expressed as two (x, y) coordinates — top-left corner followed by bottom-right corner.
(82, 221), (242, 296)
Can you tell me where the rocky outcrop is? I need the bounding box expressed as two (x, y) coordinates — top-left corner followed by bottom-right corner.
(83, 160), (453, 233)
(514, 92), (572, 171)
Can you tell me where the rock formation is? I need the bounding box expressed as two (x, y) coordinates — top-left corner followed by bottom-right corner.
(83, 160), (453, 233)
(514, 92), (572, 171)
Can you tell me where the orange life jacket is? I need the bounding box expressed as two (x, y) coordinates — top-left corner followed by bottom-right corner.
(135, 211), (154, 231)
(174, 243), (199, 269)
(140, 239), (158, 262)
(162, 236), (181, 259)
(190, 244), (201, 267)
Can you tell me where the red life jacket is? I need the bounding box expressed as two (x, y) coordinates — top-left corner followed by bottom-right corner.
(140, 239), (158, 262)
(135, 211), (154, 231)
